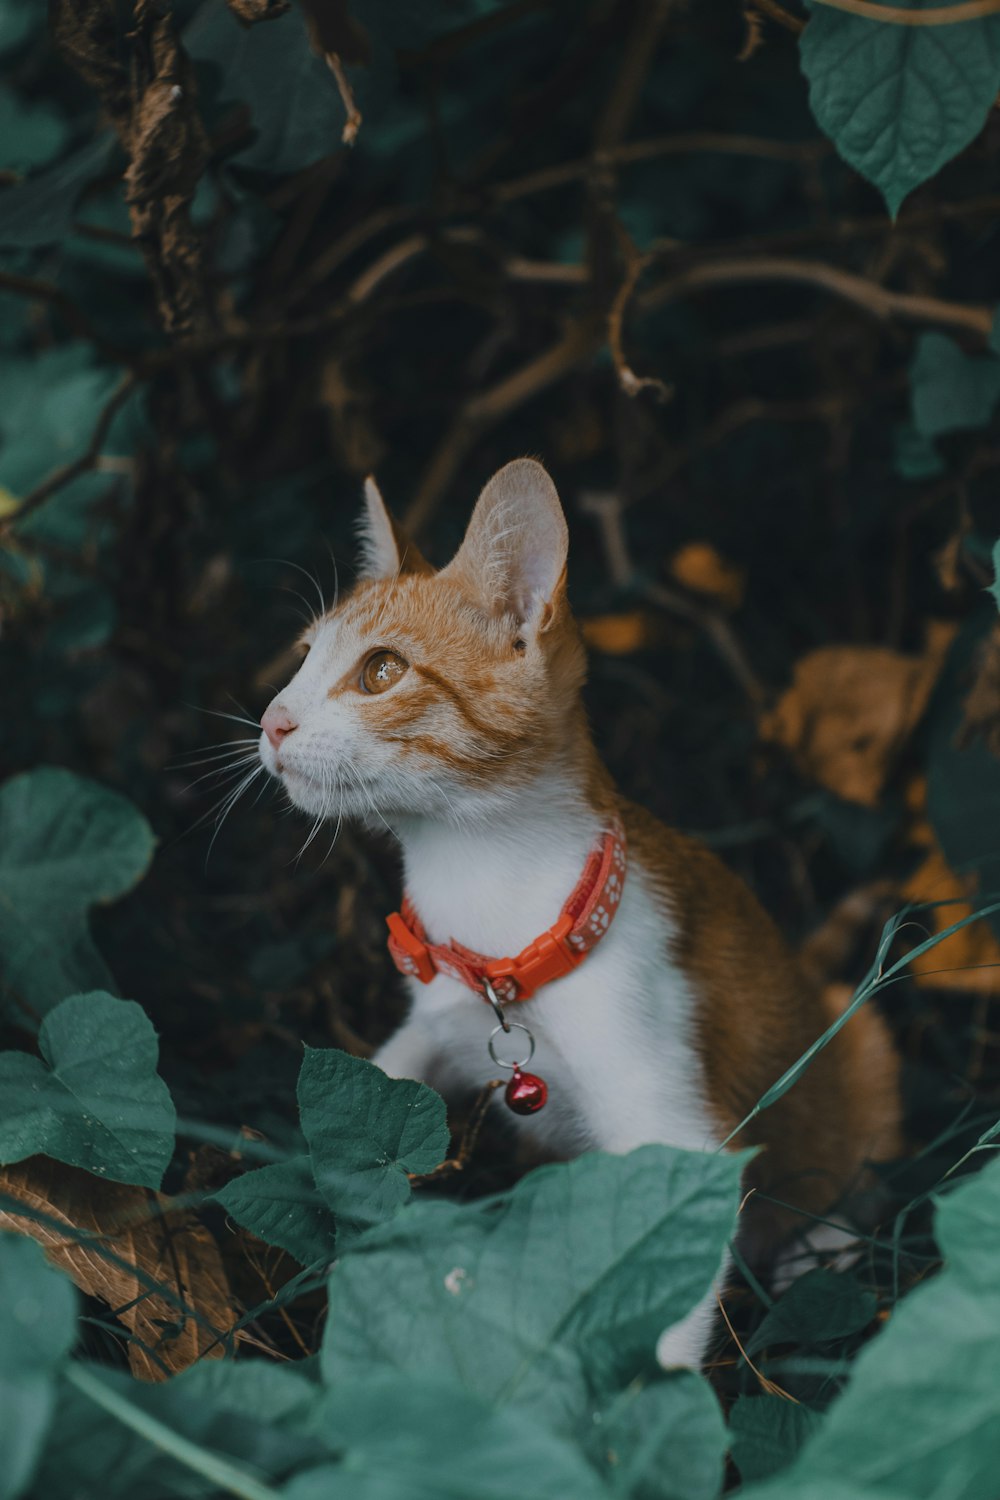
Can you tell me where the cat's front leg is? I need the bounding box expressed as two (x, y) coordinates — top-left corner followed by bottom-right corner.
(371, 1018), (439, 1086)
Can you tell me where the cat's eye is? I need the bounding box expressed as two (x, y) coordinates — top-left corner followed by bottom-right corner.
(361, 649), (408, 694)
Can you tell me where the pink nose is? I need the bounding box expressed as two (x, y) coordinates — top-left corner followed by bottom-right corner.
(261, 703), (297, 749)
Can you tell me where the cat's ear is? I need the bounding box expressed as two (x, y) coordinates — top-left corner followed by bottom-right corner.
(442, 459), (568, 629)
(356, 476), (432, 579)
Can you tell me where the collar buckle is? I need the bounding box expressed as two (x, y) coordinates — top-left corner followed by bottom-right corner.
(484, 914), (579, 1002)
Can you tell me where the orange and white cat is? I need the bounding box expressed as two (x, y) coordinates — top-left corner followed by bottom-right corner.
(258, 458), (899, 1367)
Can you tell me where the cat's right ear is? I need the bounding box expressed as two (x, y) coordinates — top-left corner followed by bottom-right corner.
(356, 476), (432, 579)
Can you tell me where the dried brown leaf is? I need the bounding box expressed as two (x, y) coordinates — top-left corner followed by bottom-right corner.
(669, 542), (745, 610)
(759, 627), (955, 806)
(902, 846), (1000, 992)
(580, 611), (660, 655)
(0, 1157), (238, 1380)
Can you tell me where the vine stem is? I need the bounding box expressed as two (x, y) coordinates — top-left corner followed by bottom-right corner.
(65, 1363), (283, 1500)
(811, 0), (1000, 22)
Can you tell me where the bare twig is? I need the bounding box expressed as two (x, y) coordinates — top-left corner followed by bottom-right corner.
(607, 234), (674, 401)
(326, 52), (362, 146)
(750, 0), (806, 34)
(812, 0), (1000, 22)
(640, 255), (993, 337)
(408, 1080), (505, 1185)
(0, 270), (126, 361)
(403, 318), (601, 534)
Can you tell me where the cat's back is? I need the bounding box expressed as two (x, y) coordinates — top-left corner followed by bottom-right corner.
(617, 796), (900, 1242)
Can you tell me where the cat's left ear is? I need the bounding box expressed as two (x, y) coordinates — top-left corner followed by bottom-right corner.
(357, 476), (432, 579)
(442, 458), (568, 630)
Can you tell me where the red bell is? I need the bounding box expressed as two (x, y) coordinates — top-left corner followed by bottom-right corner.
(504, 1065), (548, 1115)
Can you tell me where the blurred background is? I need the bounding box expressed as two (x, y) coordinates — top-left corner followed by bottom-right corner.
(2, 0), (1000, 1266)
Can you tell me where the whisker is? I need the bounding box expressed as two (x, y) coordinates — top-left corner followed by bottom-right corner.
(205, 764), (265, 868)
(180, 754), (260, 793)
(194, 706), (262, 731)
(262, 556), (326, 619)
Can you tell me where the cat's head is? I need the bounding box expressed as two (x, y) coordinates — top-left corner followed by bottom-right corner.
(258, 459), (587, 825)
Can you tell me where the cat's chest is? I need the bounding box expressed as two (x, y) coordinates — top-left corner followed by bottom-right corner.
(402, 861), (721, 1157)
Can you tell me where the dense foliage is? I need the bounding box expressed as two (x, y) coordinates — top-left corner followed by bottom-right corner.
(2, 0), (1000, 1496)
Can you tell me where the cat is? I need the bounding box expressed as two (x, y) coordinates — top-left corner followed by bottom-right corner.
(258, 457), (900, 1368)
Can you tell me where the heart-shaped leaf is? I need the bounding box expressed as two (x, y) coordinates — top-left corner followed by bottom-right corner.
(298, 1046), (448, 1231)
(800, 3), (1000, 217)
(0, 992), (175, 1190)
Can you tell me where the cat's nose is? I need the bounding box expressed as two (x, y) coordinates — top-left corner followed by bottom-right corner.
(261, 703), (297, 749)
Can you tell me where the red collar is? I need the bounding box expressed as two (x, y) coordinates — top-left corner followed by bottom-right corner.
(386, 817), (627, 1003)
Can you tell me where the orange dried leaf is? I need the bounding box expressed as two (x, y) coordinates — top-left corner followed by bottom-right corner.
(669, 543), (745, 609)
(580, 611), (655, 655)
(0, 1157), (238, 1380)
(759, 631), (954, 807)
(902, 846), (1000, 993)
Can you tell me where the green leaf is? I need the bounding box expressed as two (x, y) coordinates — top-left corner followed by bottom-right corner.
(729, 1396), (822, 1483)
(799, 2), (1000, 216)
(744, 1155), (1000, 1500)
(186, 5), (348, 173)
(0, 992), (175, 1190)
(215, 1153), (336, 1266)
(298, 1046), (448, 1232)
(581, 1372), (726, 1500)
(322, 1144), (744, 1431)
(289, 1373), (611, 1500)
(892, 421), (944, 481)
(0, 87), (69, 174)
(910, 333), (1000, 439)
(0, 769), (155, 1023)
(0, 1233), (77, 1500)
(745, 1269), (876, 1355)
(989, 538), (1000, 612)
(0, 136), (116, 249)
(0, 346), (129, 503)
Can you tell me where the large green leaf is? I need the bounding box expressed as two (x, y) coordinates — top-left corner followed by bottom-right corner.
(910, 333), (1000, 439)
(799, 2), (1000, 216)
(0, 769), (155, 1023)
(581, 1372), (727, 1500)
(290, 1373), (612, 1500)
(215, 1048), (447, 1259)
(0, 136), (115, 249)
(0, 1233), (77, 1500)
(743, 1156), (1000, 1500)
(0, 992), (175, 1190)
(215, 1153), (336, 1266)
(322, 1144), (744, 1431)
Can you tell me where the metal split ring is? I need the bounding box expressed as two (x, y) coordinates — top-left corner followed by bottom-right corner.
(481, 976), (510, 1033)
(487, 1022), (536, 1072)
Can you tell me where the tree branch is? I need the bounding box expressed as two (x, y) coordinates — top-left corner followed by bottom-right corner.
(639, 255), (993, 337)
